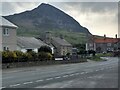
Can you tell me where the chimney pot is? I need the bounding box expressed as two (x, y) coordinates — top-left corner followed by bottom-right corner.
(115, 34), (117, 38)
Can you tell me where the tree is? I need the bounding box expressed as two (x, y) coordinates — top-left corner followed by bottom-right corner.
(73, 44), (86, 51)
(38, 46), (52, 54)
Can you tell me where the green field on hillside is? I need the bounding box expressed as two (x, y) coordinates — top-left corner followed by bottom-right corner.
(17, 29), (87, 45)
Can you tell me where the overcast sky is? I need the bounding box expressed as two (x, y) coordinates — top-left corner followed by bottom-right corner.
(0, 0), (119, 38)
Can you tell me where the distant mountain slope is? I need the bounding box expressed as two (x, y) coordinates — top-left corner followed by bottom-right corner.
(4, 3), (91, 35)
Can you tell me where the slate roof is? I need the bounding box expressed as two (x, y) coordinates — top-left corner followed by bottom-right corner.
(17, 37), (49, 49)
(94, 38), (120, 43)
(52, 37), (72, 46)
(0, 16), (17, 28)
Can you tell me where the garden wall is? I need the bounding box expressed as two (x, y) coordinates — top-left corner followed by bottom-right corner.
(2, 59), (87, 69)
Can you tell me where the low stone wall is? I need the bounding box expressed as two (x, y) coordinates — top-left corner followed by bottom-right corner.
(2, 59), (87, 69)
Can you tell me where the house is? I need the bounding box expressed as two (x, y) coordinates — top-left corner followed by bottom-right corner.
(0, 17), (71, 56)
(86, 34), (120, 53)
(51, 37), (72, 56)
(44, 32), (72, 56)
(0, 16), (18, 51)
(17, 36), (54, 53)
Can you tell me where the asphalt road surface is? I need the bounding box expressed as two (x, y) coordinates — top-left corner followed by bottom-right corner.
(2, 57), (118, 88)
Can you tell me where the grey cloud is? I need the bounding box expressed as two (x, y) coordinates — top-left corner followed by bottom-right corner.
(2, 2), (16, 15)
(53, 2), (118, 13)
(51, 2), (118, 24)
(1, 2), (40, 16)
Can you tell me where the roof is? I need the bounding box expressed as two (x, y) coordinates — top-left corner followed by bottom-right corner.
(52, 37), (72, 46)
(0, 16), (17, 28)
(17, 37), (49, 49)
(94, 38), (120, 43)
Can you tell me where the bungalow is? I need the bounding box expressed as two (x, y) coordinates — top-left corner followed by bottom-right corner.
(17, 36), (54, 53)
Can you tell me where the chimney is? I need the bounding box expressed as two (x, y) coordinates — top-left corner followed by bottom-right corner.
(45, 31), (52, 45)
(115, 34), (117, 38)
(60, 34), (64, 39)
(104, 34), (106, 40)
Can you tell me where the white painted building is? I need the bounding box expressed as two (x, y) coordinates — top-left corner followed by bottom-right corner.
(0, 16), (18, 51)
(17, 36), (54, 53)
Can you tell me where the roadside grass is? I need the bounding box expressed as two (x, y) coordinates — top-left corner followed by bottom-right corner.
(87, 55), (103, 61)
(87, 53), (113, 61)
(96, 53), (113, 57)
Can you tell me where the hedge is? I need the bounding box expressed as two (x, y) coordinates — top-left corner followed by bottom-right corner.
(2, 51), (53, 63)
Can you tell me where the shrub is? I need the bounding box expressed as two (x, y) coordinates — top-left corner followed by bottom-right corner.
(38, 46), (52, 54)
(2, 51), (17, 63)
(13, 51), (28, 62)
(28, 51), (38, 61)
(38, 52), (52, 61)
(46, 53), (53, 60)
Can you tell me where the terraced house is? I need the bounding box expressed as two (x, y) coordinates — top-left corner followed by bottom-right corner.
(44, 32), (72, 56)
(0, 16), (18, 51)
(86, 35), (120, 53)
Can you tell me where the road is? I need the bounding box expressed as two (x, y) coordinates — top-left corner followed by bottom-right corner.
(2, 57), (118, 88)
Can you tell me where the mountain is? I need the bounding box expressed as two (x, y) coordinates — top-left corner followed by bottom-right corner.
(4, 3), (91, 36)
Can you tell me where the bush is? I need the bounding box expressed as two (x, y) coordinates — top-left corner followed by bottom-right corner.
(2, 51), (17, 63)
(24, 51), (38, 61)
(38, 46), (52, 54)
(46, 53), (53, 60)
(2, 50), (53, 63)
(38, 52), (52, 61)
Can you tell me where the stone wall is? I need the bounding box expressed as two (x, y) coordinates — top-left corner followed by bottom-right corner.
(2, 59), (87, 69)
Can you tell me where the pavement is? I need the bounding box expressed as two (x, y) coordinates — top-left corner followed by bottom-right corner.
(2, 57), (119, 89)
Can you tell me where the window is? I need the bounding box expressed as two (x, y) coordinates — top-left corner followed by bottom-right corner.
(89, 43), (93, 47)
(3, 46), (9, 51)
(3, 28), (9, 36)
(107, 43), (111, 46)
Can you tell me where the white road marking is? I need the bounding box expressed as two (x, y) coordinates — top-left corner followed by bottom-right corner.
(69, 74), (75, 76)
(95, 70), (99, 71)
(80, 72), (85, 74)
(23, 81), (33, 85)
(74, 73), (79, 75)
(63, 75), (69, 77)
(46, 78), (53, 80)
(55, 76), (61, 79)
(10, 84), (20, 87)
(35, 79), (44, 82)
(85, 72), (88, 74)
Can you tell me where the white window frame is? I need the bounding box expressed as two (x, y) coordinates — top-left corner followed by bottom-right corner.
(3, 28), (9, 36)
(3, 46), (9, 51)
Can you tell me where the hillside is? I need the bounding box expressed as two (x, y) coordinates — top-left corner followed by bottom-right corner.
(3, 3), (92, 44)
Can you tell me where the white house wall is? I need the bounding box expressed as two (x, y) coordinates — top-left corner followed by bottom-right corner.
(33, 48), (38, 53)
(21, 49), (27, 53)
(0, 26), (2, 51)
(2, 27), (17, 51)
(51, 47), (54, 54)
